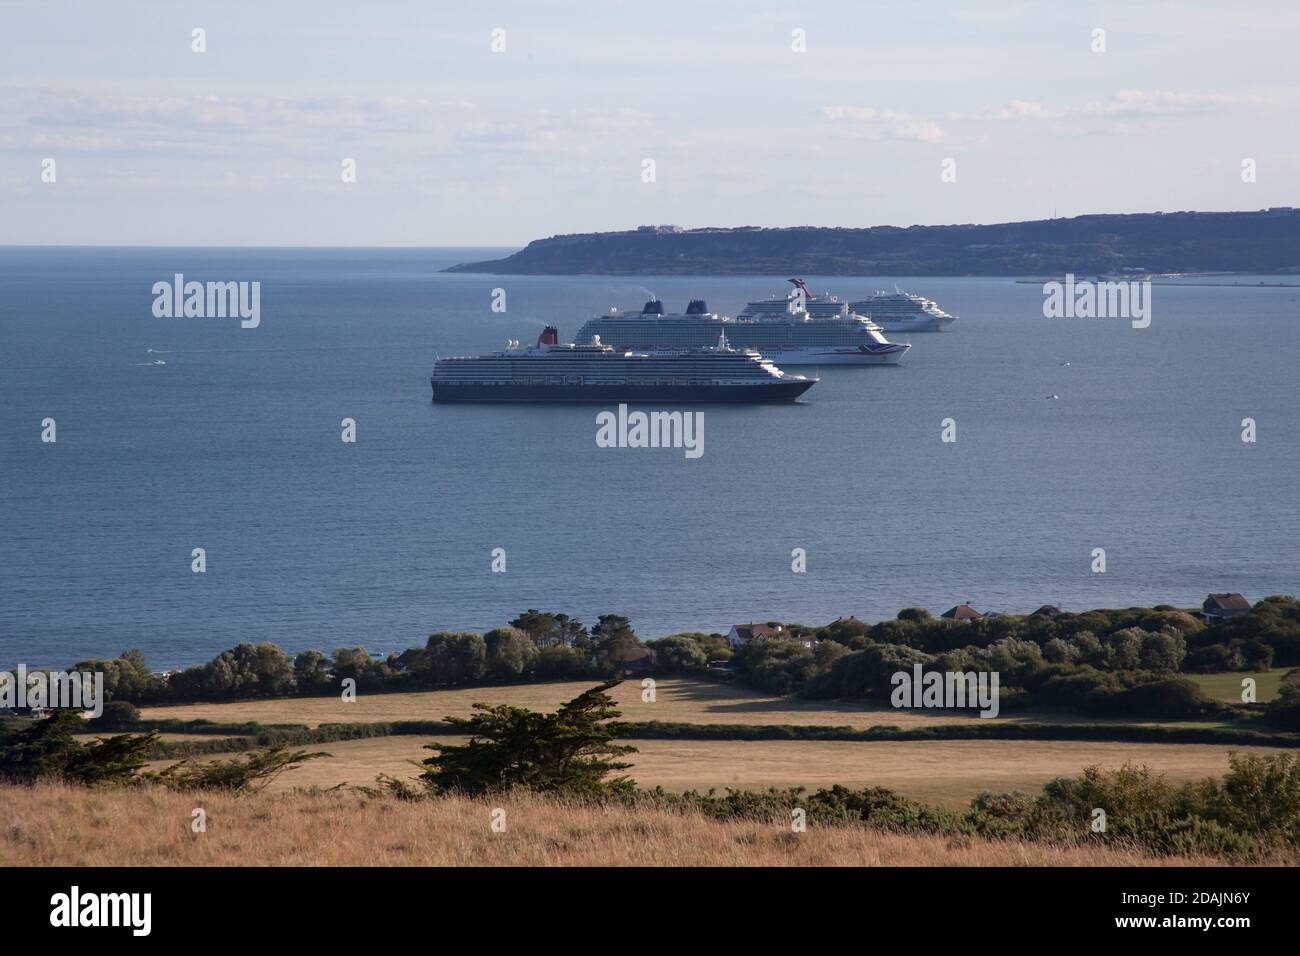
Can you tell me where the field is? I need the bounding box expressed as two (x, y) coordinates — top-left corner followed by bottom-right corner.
(26, 675), (1300, 866)
(130, 675), (1295, 806)
(136, 676), (1238, 729)
(0, 782), (1221, 867)
(148, 734), (1291, 807)
(1188, 668), (1289, 703)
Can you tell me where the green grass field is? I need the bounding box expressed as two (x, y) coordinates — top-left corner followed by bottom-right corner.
(1187, 668), (1289, 703)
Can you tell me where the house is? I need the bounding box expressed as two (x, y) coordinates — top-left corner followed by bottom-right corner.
(726, 622), (782, 649)
(1202, 593), (1251, 622)
(940, 602), (983, 622)
(1031, 604), (1061, 618)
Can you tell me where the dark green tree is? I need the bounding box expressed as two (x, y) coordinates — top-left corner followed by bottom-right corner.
(293, 650), (332, 692)
(510, 611), (589, 648)
(591, 614), (640, 672)
(0, 710), (158, 785)
(510, 609), (559, 646)
(420, 680), (636, 796)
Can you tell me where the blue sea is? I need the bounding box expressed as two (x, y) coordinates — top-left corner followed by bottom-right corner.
(2, 247), (1297, 669)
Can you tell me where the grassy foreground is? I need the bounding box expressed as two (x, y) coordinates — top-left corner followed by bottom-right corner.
(0, 782), (1220, 867)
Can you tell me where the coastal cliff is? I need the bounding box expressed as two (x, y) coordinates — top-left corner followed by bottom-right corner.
(447, 209), (1300, 276)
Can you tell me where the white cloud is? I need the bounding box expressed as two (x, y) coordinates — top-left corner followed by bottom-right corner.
(948, 100), (1064, 121)
(823, 106), (946, 143)
(944, 91), (1261, 127)
(1083, 90), (1255, 116)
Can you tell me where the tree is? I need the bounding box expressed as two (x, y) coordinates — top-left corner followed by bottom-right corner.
(484, 627), (538, 678)
(553, 614), (589, 648)
(1138, 627), (1187, 672)
(425, 632), (488, 684)
(1105, 628), (1145, 670)
(1042, 637), (1080, 664)
(591, 614), (640, 672)
(813, 640), (850, 672)
(168, 642), (296, 699)
(508, 611), (589, 649)
(420, 681), (636, 796)
(331, 646), (389, 691)
(293, 650), (332, 693)
(510, 609), (559, 646)
(0, 710), (158, 785)
(650, 635), (708, 672)
(821, 616), (871, 646)
(70, 649), (162, 704)
(592, 614), (635, 648)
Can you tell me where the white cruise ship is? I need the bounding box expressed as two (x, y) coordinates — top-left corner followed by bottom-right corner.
(848, 289), (957, 332)
(576, 281), (909, 366)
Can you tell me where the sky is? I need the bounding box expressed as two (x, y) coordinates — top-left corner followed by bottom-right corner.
(1, 0), (1296, 245)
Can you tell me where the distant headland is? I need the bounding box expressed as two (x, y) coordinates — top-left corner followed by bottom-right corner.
(446, 208), (1300, 276)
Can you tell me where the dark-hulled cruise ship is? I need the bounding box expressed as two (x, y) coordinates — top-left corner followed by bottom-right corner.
(430, 327), (816, 403)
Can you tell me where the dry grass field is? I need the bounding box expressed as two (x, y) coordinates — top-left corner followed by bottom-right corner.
(136, 677), (1233, 730)
(148, 735), (1290, 806)
(0, 782), (1221, 867)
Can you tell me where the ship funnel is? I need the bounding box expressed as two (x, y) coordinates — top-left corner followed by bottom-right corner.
(537, 326), (559, 347)
(641, 299), (665, 315)
(685, 299), (709, 315)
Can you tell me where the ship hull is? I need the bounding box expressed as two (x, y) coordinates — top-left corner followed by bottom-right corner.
(574, 321), (909, 363)
(759, 345), (908, 365)
(431, 380), (815, 403)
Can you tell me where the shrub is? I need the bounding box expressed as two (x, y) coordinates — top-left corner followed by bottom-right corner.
(535, 644), (584, 678)
(148, 746), (329, 793)
(90, 700), (141, 729)
(1084, 677), (1212, 717)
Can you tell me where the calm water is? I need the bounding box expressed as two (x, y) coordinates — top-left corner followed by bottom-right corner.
(2, 248), (1297, 669)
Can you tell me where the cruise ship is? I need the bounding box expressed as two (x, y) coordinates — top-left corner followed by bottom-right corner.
(431, 326), (816, 402)
(736, 278), (857, 323)
(576, 281), (909, 366)
(848, 289), (957, 332)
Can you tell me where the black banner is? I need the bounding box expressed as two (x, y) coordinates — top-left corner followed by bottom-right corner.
(3, 866), (1285, 941)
